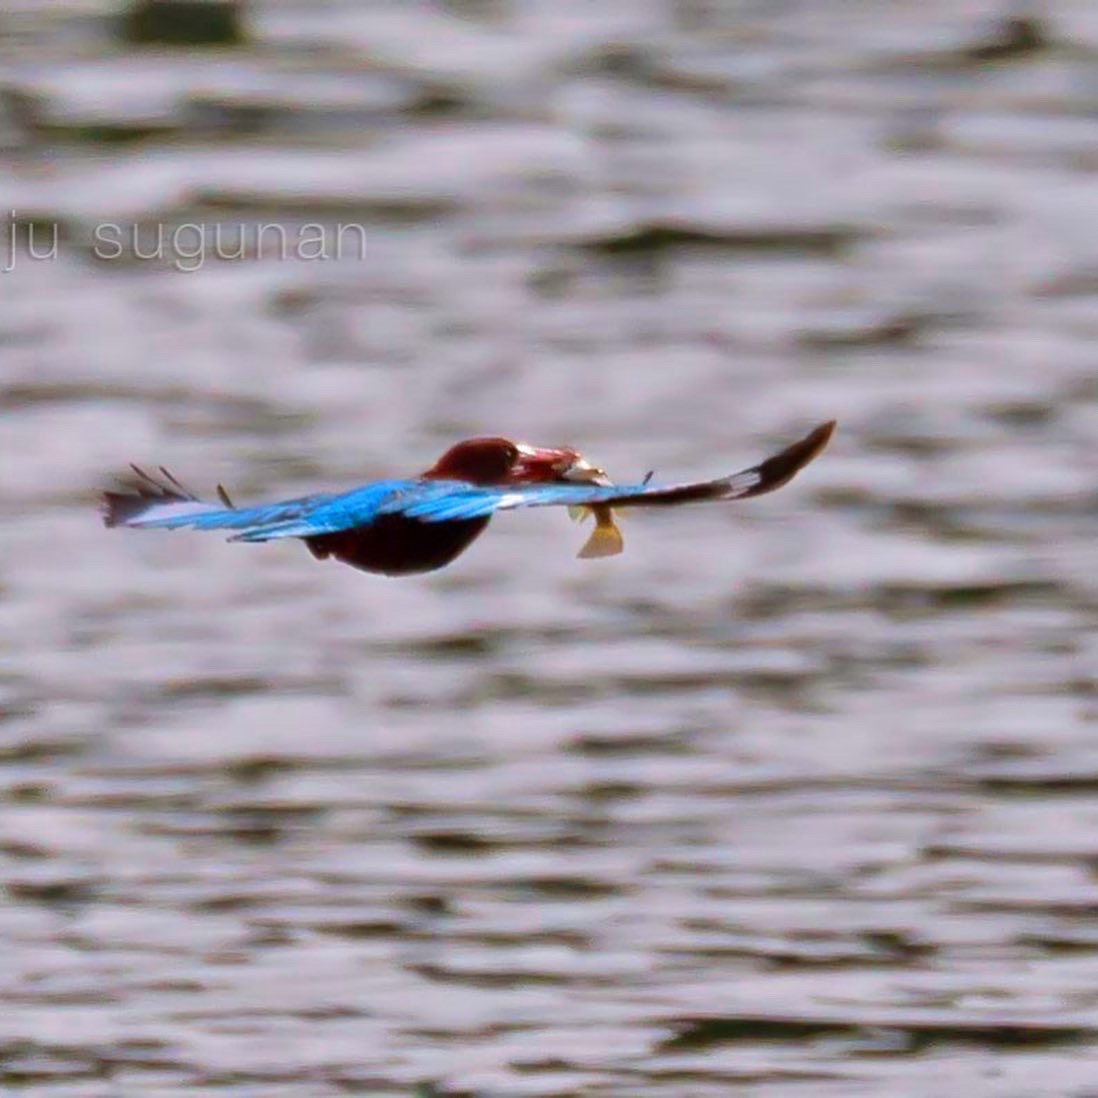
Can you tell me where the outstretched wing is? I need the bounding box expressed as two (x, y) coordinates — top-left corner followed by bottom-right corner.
(385, 420), (836, 525)
(102, 468), (406, 540)
(102, 421), (834, 542)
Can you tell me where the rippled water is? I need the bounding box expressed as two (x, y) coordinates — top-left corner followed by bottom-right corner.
(3, 2), (1098, 1095)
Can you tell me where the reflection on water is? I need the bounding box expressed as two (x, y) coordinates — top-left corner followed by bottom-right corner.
(3, 2), (1098, 1094)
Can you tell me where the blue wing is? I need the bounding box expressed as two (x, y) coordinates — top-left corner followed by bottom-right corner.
(102, 422), (834, 542)
(378, 476), (749, 523)
(102, 468), (410, 540)
(102, 474), (633, 540)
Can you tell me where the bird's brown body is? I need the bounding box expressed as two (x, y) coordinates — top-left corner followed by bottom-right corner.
(304, 436), (579, 575)
(306, 514), (490, 575)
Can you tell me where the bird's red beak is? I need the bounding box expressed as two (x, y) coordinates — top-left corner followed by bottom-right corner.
(511, 444), (582, 483)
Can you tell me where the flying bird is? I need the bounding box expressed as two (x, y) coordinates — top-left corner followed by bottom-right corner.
(102, 421), (835, 576)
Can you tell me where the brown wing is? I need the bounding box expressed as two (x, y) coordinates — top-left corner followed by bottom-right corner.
(607, 420), (836, 508)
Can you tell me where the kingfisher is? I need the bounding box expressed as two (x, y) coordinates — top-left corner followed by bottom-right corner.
(102, 421), (835, 576)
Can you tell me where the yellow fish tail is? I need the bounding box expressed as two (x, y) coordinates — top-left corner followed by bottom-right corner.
(578, 515), (624, 558)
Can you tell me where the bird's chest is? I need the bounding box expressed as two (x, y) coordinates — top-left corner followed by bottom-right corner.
(305, 514), (490, 575)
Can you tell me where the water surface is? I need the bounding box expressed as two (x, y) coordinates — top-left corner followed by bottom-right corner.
(3, 2), (1098, 1095)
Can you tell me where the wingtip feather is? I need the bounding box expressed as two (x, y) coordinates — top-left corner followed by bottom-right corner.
(101, 465), (209, 528)
(101, 490), (142, 528)
(736, 419), (836, 498)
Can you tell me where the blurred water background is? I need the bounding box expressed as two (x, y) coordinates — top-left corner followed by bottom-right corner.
(3, 1), (1098, 1095)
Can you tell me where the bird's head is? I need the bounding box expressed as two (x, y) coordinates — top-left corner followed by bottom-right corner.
(423, 437), (603, 486)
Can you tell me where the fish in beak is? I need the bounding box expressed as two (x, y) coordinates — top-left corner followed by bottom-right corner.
(511, 444), (582, 482)
(561, 455), (625, 559)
